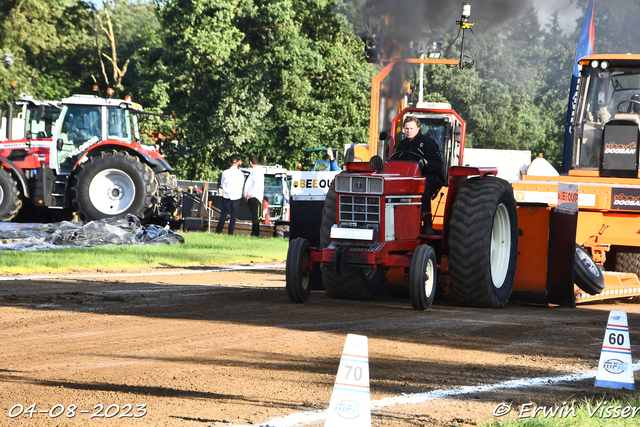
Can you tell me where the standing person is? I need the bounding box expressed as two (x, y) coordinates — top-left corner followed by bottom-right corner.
(216, 156), (244, 234)
(244, 155), (265, 237)
(395, 116), (444, 235)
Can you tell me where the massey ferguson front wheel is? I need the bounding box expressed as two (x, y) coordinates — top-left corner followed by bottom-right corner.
(71, 150), (158, 222)
(448, 176), (518, 308)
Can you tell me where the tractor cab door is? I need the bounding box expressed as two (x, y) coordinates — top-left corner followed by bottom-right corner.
(56, 106), (102, 172)
(106, 107), (132, 142)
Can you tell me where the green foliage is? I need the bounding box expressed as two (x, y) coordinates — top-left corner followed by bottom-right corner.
(143, 0), (375, 180)
(0, 0), (96, 100)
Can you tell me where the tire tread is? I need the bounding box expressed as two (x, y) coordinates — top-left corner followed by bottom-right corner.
(448, 177), (517, 308)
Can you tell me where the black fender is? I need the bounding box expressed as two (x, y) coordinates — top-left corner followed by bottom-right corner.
(145, 156), (172, 174)
(0, 158), (29, 198)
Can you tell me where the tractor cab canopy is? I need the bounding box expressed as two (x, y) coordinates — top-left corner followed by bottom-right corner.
(57, 95), (141, 145)
(572, 55), (640, 176)
(55, 95), (144, 172)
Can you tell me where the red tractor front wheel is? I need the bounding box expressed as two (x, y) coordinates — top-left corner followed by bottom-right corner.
(409, 244), (437, 311)
(286, 237), (312, 303)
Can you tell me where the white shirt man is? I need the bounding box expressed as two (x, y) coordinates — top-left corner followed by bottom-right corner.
(215, 156), (245, 234)
(220, 163), (244, 201)
(243, 155), (265, 237)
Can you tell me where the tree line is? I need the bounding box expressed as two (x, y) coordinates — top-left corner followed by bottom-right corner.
(0, 0), (638, 179)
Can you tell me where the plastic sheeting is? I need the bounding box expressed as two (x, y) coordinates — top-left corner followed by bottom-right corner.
(0, 214), (185, 252)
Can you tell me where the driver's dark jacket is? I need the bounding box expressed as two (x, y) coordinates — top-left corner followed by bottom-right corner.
(396, 132), (444, 183)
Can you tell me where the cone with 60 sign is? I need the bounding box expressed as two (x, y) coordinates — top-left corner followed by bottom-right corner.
(595, 310), (635, 390)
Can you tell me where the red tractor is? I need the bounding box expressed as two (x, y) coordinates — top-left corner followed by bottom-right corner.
(286, 104), (519, 310)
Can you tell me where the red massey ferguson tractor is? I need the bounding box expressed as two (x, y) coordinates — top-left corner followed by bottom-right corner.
(286, 105), (519, 310)
(0, 90), (177, 223)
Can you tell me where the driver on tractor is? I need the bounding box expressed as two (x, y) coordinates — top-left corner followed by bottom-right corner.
(395, 116), (444, 235)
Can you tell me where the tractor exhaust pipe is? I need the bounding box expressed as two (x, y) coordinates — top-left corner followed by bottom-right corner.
(5, 101), (13, 140)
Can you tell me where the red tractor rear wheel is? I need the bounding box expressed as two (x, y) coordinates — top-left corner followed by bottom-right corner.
(448, 177), (518, 308)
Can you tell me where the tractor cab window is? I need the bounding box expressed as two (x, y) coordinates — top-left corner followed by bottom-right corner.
(25, 105), (61, 139)
(58, 106), (102, 172)
(107, 107), (131, 142)
(573, 67), (640, 169)
(418, 118), (448, 152)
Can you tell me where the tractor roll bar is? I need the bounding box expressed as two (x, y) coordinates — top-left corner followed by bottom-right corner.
(369, 57), (460, 159)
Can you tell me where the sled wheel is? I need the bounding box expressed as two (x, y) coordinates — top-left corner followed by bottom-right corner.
(615, 247), (640, 278)
(319, 182), (385, 300)
(286, 237), (311, 303)
(448, 176), (518, 308)
(575, 244), (605, 295)
(0, 167), (21, 221)
(72, 150), (158, 221)
(409, 244), (437, 311)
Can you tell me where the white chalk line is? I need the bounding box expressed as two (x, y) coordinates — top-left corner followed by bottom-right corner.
(0, 264), (285, 282)
(238, 361), (640, 427)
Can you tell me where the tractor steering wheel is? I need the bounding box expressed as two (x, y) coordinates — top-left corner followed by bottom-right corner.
(390, 150), (426, 163)
(616, 99), (640, 113)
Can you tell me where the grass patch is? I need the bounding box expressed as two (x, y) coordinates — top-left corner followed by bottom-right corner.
(484, 394), (640, 426)
(0, 232), (289, 274)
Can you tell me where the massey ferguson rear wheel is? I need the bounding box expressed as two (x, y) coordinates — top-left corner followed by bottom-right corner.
(409, 244), (437, 311)
(319, 183), (385, 300)
(71, 150), (158, 222)
(0, 167), (21, 221)
(448, 177), (518, 308)
(286, 238), (312, 303)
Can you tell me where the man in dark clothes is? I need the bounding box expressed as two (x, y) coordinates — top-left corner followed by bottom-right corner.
(395, 116), (444, 235)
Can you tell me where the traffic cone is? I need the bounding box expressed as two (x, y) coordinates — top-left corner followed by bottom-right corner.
(262, 199), (271, 225)
(325, 334), (371, 426)
(595, 310), (635, 390)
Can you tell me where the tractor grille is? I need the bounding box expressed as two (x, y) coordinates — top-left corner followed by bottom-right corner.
(339, 195), (380, 227)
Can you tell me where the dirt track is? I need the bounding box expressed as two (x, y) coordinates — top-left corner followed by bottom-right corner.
(1, 264), (639, 426)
